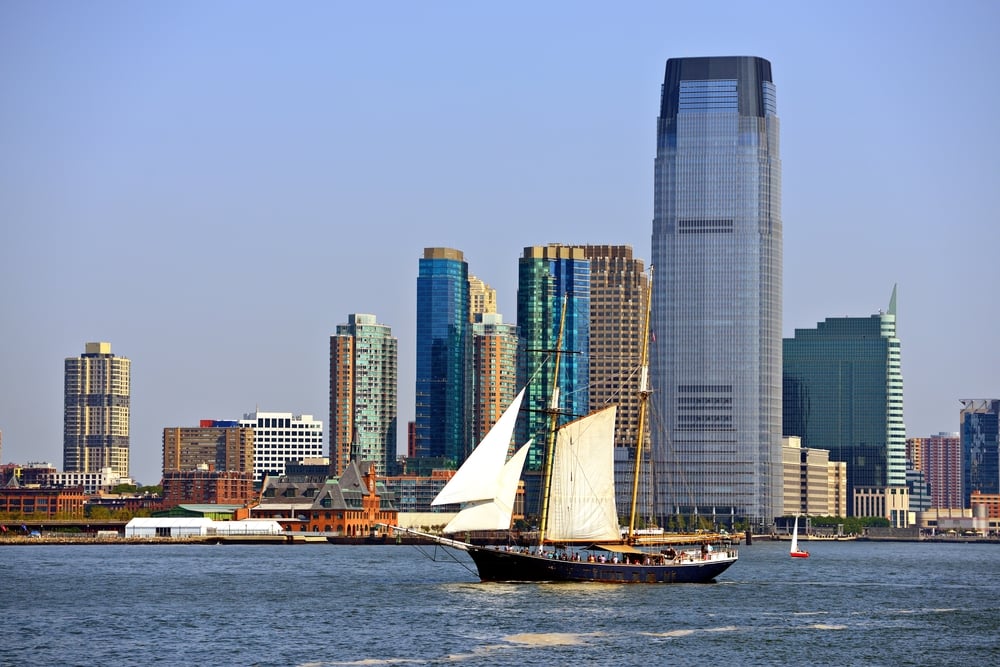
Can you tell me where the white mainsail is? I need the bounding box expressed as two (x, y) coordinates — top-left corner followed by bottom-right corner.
(442, 440), (532, 534)
(791, 516), (799, 553)
(431, 389), (525, 507)
(545, 405), (620, 543)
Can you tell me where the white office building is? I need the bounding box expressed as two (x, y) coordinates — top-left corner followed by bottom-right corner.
(239, 412), (324, 484)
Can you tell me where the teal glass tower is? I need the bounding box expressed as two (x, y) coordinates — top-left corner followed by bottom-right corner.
(516, 245), (590, 472)
(650, 56), (782, 527)
(415, 248), (471, 465)
(783, 288), (907, 514)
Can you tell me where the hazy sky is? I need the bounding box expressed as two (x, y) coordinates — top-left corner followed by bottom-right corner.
(1, 1), (997, 485)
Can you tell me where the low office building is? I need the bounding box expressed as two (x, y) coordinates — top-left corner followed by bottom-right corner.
(781, 437), (847, 517)
(45, 467), (134, 494)
(239, 412), (324, 484)
(854, 486), (910, 527)
(381, 469), (455, 513)
(970, 490), (1000, 518)
(0, 475), (86, 518)
(161, 468), (256, 507)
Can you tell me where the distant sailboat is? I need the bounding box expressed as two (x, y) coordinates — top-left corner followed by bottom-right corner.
(790, 516), (810, 558)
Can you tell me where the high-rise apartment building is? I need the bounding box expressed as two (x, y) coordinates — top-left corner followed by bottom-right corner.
(907, 433), (963, 509)
(516, 244), (591, 471)
(471, 313), (519, 447)
(650, 56), (782, 527)
(162, 423), (254, 474)
(329, 313), (398, 476)
(468, 274), (497, 320)
(238, 412), (324, 484)
(415, 247), (471, 464)
(581, 245), (650, 515)
(783, 288), (907, 515)
(961, 399), (1000, 507)
(63, 342), (131, 477)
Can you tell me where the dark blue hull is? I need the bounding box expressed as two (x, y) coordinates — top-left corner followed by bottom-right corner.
(466, 546), (737, 584)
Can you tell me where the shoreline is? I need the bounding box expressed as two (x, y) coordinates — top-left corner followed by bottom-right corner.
(3, 534), (999, 546)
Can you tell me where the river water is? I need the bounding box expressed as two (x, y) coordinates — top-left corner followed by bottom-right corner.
(2, 539), (997, 666)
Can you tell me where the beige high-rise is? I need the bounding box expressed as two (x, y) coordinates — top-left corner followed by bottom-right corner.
(582, 246), (649, 514)
(64, 342), (131, 477)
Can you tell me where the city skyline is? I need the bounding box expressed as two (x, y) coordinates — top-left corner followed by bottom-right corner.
(1, 3), (998, 484)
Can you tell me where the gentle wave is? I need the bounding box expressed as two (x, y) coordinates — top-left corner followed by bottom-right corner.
(643, 625), (740, 637)
(504, 632), (601, 646)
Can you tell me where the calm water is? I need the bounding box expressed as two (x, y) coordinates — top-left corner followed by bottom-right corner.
(2, 539), (998, 666)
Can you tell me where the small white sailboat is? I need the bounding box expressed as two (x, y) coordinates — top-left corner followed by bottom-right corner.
(790, 516), (810, 558)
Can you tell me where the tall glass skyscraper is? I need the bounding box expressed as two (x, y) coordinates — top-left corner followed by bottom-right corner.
(783, 288), (907, 514)
(650, 57), (782, 528)
(415, 247), (471, 465)
(517, 244), (591, 472)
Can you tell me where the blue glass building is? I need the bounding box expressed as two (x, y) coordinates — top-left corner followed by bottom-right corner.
(650, 56), (783, 528)
(415, 248), (470, 465)
(961, 399), (1000, 506)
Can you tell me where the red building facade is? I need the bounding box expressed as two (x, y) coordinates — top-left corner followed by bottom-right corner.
(161, 470), (256, 507)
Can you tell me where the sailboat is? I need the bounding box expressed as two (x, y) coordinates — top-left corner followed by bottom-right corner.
(790, 516), (810, 558)
(387, 276), (738, 583)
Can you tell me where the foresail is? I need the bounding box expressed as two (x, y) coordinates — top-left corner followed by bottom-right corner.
(431, 389), (525, 506)
(545, 406), (620, 543)
(443, 441), (532, 534)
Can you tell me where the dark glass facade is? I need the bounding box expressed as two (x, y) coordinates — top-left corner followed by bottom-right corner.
(961, 399), (1000, 506)
(650, 56), (782, 526)
(415, 248), (470, 465)
(782, 300), (907, 515)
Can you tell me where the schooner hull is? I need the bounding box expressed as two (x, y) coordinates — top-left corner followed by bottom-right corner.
(466, 545), (736, 584)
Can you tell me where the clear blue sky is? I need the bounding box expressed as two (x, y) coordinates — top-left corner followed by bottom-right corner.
(1, 1), (997, 485)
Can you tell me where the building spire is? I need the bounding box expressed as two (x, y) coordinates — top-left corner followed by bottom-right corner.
(888, 284), (898, 317)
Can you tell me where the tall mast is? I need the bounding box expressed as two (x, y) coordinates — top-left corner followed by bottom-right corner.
(537, 294), (567, 546)
(627, 268), (653, 542)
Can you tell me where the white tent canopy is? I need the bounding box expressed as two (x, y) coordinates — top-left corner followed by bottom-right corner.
(125, 518), (283, 538)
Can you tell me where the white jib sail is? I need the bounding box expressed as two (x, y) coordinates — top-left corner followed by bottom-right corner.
(431, 388), (525, 507)
(545, 405), (620, 543)
(442, 440), (532, 534)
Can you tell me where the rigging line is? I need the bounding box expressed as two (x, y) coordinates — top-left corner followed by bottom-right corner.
(525, 353), (550, 386)
(646, 392), (699, 519)
(409, 541), (478, 576)
(555, 355), (645, 407)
